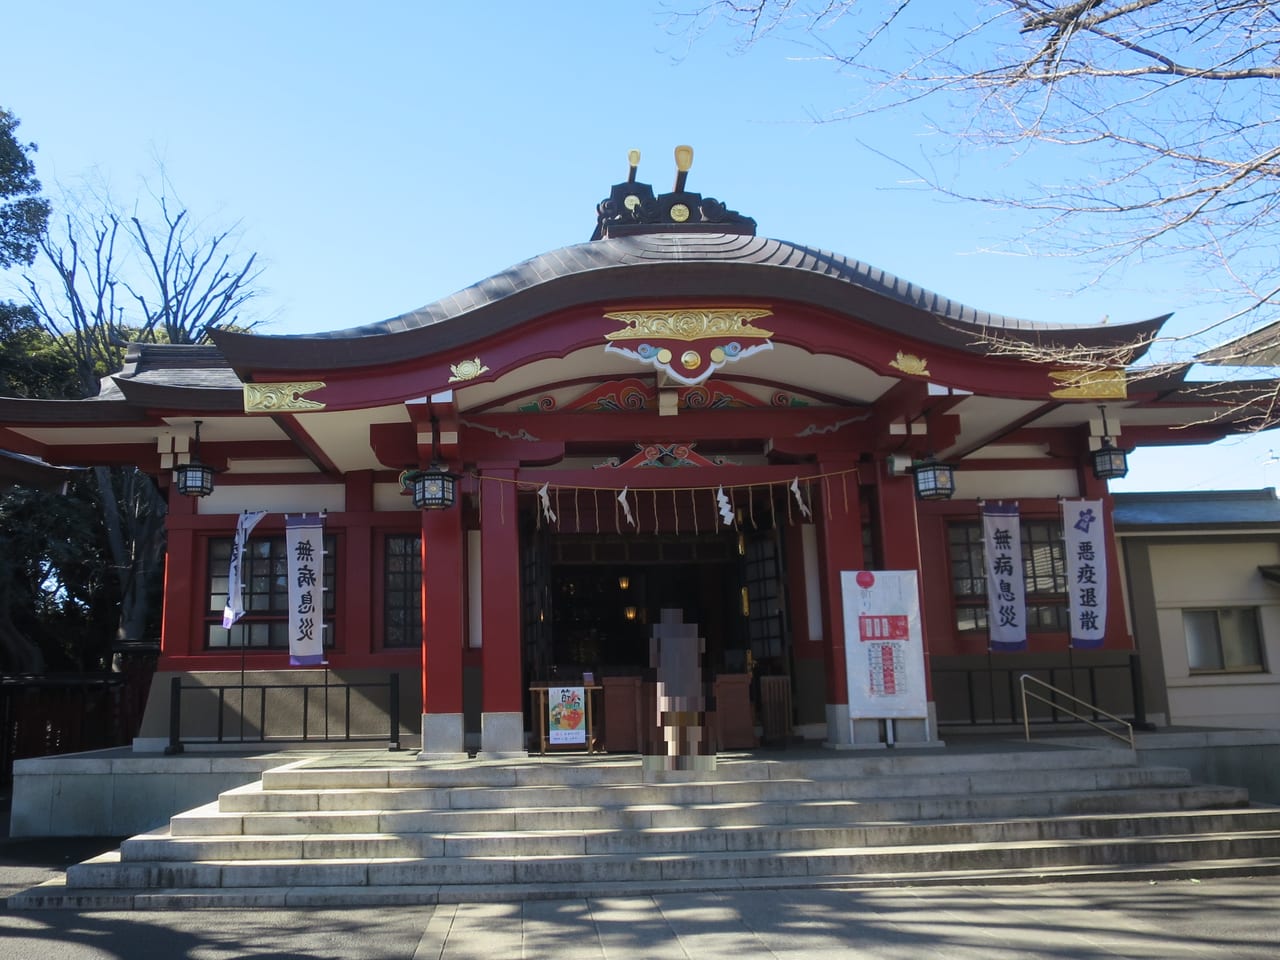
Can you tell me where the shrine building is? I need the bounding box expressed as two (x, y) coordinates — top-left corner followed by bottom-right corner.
(1, 148), (1269, 757)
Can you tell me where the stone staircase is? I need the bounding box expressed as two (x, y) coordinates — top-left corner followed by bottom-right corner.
(12, 744), (1280, 909)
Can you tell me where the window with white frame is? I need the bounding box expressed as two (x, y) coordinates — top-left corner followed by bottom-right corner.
(1183, 607), (1266, 673)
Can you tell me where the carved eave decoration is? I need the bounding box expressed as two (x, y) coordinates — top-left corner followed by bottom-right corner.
(603, 306), (775, 387)
(448, 357), (489, 383)
(1048, 369), (1128, 400)
(243, 381), (327, 413)
(889, 352), (931, 378)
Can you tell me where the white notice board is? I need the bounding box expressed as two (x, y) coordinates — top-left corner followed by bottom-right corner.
(841, 570), (928, 720)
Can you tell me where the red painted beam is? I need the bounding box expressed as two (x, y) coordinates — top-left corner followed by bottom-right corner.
(467, 407), (868, 445)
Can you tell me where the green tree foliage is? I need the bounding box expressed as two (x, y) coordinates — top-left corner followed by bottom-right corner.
(0, 107), (50, 269)
(0, 300), (81, 399)
(0, 476), (119, 673)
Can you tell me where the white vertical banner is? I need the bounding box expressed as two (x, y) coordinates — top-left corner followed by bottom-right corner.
(1062, 499), (1107, 649)
(286, 514), (326, 666)
(841, 570), (928, 720)
(982, 502), (1027, 651)
(222, 510), (267, 629)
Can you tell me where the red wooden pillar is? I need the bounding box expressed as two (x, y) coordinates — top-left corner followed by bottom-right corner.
(419, 501), (466, 758)
(159, 487), (198, 665)
(479, 467), (525, 755)
(814, 460), (864, 745)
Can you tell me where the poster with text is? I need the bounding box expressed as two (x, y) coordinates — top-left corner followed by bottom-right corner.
(841, 570), (928, 720)
(548, 686), (587, 745)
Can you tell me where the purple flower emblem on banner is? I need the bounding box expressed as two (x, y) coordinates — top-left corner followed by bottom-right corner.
(1074, 508), (1097, 533)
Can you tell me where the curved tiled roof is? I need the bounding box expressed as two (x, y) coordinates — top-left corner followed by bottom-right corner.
(213, 233), (1169, 371)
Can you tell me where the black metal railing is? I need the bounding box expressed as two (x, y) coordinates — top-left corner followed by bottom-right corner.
(933, 653), (1148, 728)
(165, 672), (402, 754)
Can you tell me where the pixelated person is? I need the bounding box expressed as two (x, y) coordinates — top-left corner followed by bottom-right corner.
(649, 608), (707, 768)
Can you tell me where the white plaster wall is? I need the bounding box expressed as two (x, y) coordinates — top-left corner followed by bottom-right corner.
(198, 484), (345, 514)
(954, 468), (1080, 501)
(1149, 540), (1280, 730)
(374, 482), (419, 512)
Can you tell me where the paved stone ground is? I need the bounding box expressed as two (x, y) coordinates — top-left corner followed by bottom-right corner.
(3, 875), (1279, 958)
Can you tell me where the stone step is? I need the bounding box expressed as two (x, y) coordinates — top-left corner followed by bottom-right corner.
(226, 765), (1197, 818)
(256, 749), (1142, 791)
(123, 807), (1280, 863)
(14, 745), (1273, 913)
(22, 854), (1280, 910)
(67, 829), (1280, 891)
(172, 781), (1244, 838)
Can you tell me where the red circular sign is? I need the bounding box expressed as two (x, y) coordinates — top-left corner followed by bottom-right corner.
(855, 571), (875, 589)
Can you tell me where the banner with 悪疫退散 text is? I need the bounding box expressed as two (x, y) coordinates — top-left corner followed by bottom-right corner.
(1062, 499), (1107, 649)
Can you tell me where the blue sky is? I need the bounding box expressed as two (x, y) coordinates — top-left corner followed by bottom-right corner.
(3, 2), (1277, 493)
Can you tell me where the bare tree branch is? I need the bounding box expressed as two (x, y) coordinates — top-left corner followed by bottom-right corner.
(20, 179), (263, 643)
(678, 0), (1280, 373)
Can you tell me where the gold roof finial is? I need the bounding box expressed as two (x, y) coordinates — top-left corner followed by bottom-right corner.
(674, 145), (694, 191)
(627, 148), (640, 183)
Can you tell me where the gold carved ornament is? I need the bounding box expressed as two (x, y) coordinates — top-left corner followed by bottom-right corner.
(603, 307), (774, 342)
(1048, 369), (1128, 399)
(243, 381), (326, 413)
(889, 351), (930, 377)
(448, 357), (490, 383)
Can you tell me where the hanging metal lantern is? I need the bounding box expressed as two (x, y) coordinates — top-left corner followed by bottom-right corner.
(1091, 436), (1130, 480)
(406, 462), (457, 510)
(912, 457), (956, 501)
(174, 421), (216, 498)
(1091, 406), (1129, 480)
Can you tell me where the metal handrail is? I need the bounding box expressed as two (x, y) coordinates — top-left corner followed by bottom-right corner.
(1019, 673), (1135, 750)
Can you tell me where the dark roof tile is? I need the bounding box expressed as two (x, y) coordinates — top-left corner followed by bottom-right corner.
(1113, 489), (1280, 528)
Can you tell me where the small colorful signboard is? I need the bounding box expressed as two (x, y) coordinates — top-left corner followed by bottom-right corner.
(548, 686), (587, 745)
(841, 570), (928, 720)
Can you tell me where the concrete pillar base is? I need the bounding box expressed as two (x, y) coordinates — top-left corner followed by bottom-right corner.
(418, 713), (467, 760)
(480, 711), (526, 757)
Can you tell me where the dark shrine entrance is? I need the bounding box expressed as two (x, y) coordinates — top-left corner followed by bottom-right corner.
(520, 513), (793, 749)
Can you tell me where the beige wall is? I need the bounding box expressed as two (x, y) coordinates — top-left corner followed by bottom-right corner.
(1146, 539), (1280, 729)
